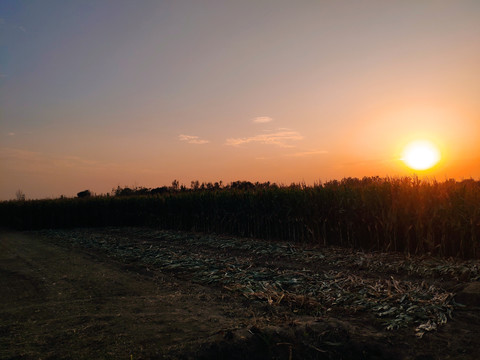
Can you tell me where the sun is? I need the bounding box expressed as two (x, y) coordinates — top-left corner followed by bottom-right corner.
(401, 140), (441, 171)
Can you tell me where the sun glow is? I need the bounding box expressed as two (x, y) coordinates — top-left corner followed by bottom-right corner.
(401, 140), (441, 171)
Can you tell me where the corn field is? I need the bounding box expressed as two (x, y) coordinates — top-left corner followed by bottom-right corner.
(1, 176), (479, 258)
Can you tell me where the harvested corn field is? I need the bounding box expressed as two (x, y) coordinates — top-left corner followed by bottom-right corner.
(2, 228), (479, 359)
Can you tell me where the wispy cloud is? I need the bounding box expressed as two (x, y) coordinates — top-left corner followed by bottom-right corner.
(0, 147), (109, 174)
(0, 147), (156, 178)
(16, 25), (26, 33)
(178, 134), (210, 144)
(0, 148), (39, 162)
(225, 129), (303, 147)
(7, 132), (15, 136)
(286, 150), (329, 157)
(253, 116), (273, 124)
(340, 157), (397, 167)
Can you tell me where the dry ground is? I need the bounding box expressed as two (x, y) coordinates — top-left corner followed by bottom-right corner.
(1, 228), (479, 359)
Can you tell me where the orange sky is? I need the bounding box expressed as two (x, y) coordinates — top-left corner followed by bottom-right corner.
(1, 1), (479, 200)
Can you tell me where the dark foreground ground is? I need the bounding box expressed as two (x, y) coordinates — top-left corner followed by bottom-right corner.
(1, 228), (479, 359)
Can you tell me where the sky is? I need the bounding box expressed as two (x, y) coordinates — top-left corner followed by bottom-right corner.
(1, 0), (479, 200)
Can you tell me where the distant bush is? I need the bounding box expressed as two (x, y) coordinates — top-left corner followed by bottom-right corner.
(1, 177), (479, 259)
(77, 190), (91, 198)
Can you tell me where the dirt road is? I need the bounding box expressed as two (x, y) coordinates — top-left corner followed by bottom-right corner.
(1, 231), (275, 359)
(1, 228), (479, 359)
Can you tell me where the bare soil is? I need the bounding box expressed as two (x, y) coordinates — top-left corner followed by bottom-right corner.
(1, 228), (479, 359)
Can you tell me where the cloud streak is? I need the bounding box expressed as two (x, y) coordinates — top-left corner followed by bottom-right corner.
(225, 129), (303, 147)
(253, 116), (273, 123)
(178, 134), (210, 144)
(0, 147), (111, 174)
(0, 147), (161, 179)
(286, 150), (329, 157)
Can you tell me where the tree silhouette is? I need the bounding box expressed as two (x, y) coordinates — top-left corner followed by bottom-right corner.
(15, 189), (26, 201)
(77, 190), (91, 198)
